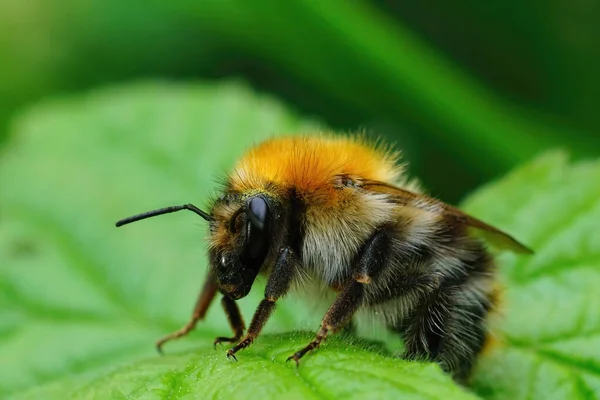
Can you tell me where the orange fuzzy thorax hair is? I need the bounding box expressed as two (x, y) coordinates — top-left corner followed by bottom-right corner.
(230, 134), (404, 196)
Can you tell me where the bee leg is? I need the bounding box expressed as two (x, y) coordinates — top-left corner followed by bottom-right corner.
(226, 247), (296, 360)
(213, 296), (245, 348)
(226, 299), (275, 361)
(287, 281), (364, 365)
(286, 226), (391, 364)
(156, 273), (218, 353)
(352, 225), (391, 284)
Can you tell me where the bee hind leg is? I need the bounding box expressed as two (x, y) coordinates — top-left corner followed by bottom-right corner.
(287, 226), (392, 364)
(286, 281), (365, 365)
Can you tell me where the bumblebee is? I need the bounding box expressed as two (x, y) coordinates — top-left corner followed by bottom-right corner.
(116, 134), (531, 381)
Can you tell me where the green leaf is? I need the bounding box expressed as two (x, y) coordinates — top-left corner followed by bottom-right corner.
(3, 80), (599, 400)
(462, 152), (600, 399)
(11, 333), (475, 400)
(0, 81), (474, 399)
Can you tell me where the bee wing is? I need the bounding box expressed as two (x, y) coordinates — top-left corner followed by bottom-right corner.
(360, 179), (533, 254)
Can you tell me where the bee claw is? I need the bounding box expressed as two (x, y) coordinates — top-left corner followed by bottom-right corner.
(226, 350), (238, 361)
(286, 354), (300, 367)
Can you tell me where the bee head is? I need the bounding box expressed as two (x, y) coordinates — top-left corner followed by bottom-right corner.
(115, 192), (280, 302)
(210, 194), (274, 300)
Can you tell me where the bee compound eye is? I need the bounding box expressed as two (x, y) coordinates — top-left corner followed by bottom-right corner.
(242, 196), (271, 263)
(245, 219), (267, 260)
(247, 196), (269, 230)
(228, 207), (244, 233)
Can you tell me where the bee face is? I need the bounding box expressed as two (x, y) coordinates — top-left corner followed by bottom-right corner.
(210, 194), (275, 300)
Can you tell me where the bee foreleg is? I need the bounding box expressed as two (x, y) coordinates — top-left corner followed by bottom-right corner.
(155, 272), (218, 353)
(286, 281), (364, 365)
(213, 296), (245, 347)
(226, 247), (296, 360)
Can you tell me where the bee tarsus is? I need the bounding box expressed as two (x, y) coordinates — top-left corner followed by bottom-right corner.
(226, 350), (238, 362)
(287, 325), (329, 365)
(227, 333), (257, 359)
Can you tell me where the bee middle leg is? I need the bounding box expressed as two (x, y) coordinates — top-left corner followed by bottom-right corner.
(287, 226), (391, 364)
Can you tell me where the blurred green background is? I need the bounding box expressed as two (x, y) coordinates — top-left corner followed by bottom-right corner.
(1, 0), (599, 201)
(2, 2), (600, 398)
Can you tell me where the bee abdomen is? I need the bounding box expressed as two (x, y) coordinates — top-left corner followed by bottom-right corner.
(353, 216), (495, 381)
(386, 244), (496, 382)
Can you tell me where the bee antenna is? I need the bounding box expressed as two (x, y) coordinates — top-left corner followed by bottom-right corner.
(115, 204), (213, 227)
